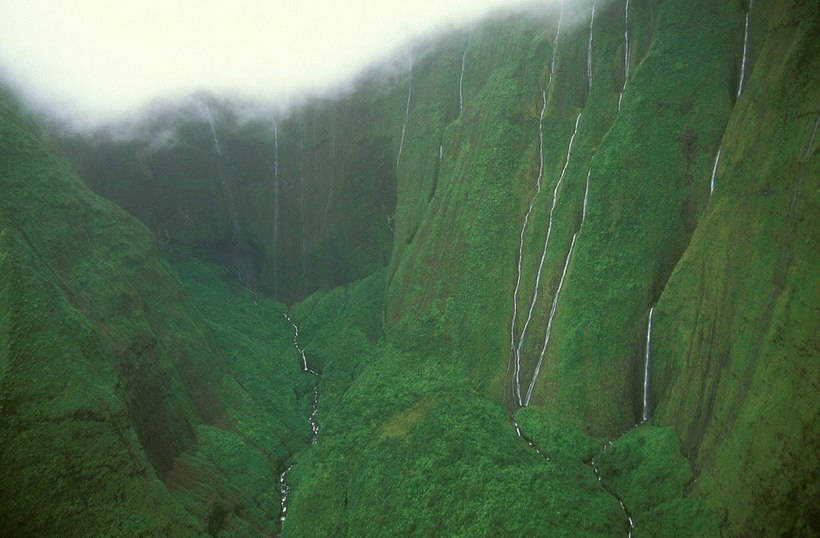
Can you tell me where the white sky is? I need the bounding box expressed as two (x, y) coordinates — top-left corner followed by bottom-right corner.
(0, 0), (538, 125)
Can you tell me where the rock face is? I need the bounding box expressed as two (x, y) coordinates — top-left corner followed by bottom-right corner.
(2, 0), (818, 535)
(61, 94), (397, 304)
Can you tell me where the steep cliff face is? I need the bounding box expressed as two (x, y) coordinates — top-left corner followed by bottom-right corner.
(61, 89), (397, 304)
(284, 0), (817, 534)
(7, 0), (817, 535)
(0, 92), (312, 535)
(652, 2), (819, 533)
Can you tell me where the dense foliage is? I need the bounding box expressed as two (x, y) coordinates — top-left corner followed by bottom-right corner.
(0, 0), (817, 535)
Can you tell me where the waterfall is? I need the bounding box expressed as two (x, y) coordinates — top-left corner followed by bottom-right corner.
(805, 116), (820, 160)
(582, 170), (591, 224)
(511, 89), (549, 406)
(278, 313), (321, 533)
(737, 0), (753, 99)
(298, 134), (308, 293)
(272, 122), (280, 297)
(590, 443), (636, 537)
(204, 102), (241, 244)
(587, 1), (596, 94)
(204, 103), (223, 157)
(511, 6), (564, 405)
(618, 0), (631, 111)
(624, 0), (631, 81)
(308, 386), (320, 443)
(709, 149), (721, 195)
(642, 306), (654, 423)
(323, 116), (338, 230)
(515, 112), (582, 393)
(511, 419), (549, 459)
(396, 57), (413, 170)
(547, 4), (564, 94)
(278, 464), (293, 525)
(439, 144), (443, 162)
(525, 231), (578, 406)
(459, 40), (468, 115)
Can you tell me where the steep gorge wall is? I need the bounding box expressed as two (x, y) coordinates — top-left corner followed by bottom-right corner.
(43, 0), (819, 533)
(0, 91), (310, 535)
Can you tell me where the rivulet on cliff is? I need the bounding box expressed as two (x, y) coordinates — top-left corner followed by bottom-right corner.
(1, 0), (817, 536)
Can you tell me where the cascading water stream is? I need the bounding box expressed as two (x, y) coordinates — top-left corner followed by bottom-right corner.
(618, 0), (631, 111)
(587, 1), (596, 94)
(547, 5), (563, 92)
(515, 112), (583, 401)
(277, 464), (294, 527)
(737, 0), (753, 99)
(582, 170), (591, 224)
(709, 149), (721, 195)
(710, 3), (754, 200)
(524, 231), (578, 406)
(510, 7), (563, 405)
(204, 102), (241, 246)
(590, 443), (636, 538)
(272, 122), (280, 297)
(512, 420), (549, 460)
(278, 313), (321, 532)
(642, 306), (654, 423)
(396, 57), (413, 171)
(459, 41), (468, 115)
(205, 105), (223, 157)
(510, 89), (548, 406)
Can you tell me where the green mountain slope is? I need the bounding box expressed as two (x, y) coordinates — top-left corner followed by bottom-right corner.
(0, 92), (315, 535)
(4, 0), (817, 535)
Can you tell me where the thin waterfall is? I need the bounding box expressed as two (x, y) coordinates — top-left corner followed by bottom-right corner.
(805, 116), (820, 160)
(273, 121), (279, 177)
(642, 307), (655, 423)
(278, 313), (321, 533)
(547, 4), (564, 93)
(272, 122), (280, 297)
(323, 115), (338, 229)
(624, 0), (631, 81)
(278, 464), (293, 526)
(591, 448), (636, 537)
(582, 170), (591, 224)
(204, 102), (240, 244)
(709, 149), (721, 195)
(525, 231), (578, 406)
(459, 40), (468, 115)
(511, 6), (563, 405)
(515, 112), (582, 389)
(618, 0), (631, 111)
(511, 89), (549, 406)
(397, 56), (413, 170)
(511, 420), (549, 459)
(587, 1), (596, 94)
(308, 386), (320, 442)
(205, 105), (223, 157)
(299, 133), (308, 294)
(737, 0), (753, 99)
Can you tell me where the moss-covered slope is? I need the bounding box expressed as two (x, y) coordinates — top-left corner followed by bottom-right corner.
(10, 0), (818, 535)
(0, 93), (312, 535)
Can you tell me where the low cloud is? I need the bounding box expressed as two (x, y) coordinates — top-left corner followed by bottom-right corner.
(0, 0), (560, 127)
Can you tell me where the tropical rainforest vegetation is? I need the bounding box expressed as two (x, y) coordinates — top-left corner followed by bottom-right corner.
(1, 0), (817, 535)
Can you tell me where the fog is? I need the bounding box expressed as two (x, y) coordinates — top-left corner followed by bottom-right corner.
(0, 0), (556, 127)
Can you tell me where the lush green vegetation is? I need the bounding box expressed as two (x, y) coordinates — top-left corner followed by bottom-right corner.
(1, 0), (817, 535)
(0, 93), (312, 534)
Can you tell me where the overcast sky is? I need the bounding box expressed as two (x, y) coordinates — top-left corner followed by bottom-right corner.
(0, 0), (542, 125)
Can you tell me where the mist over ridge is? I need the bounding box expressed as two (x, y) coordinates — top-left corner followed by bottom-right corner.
(0, 0), (594, 129)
